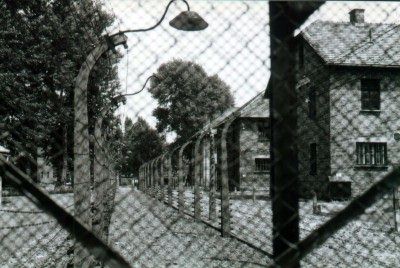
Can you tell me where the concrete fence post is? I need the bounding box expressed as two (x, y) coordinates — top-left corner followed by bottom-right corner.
(138, 166), (141, 190)
(140, 166), (143, 190)
(143, 164), (146, 192)
(145, 163), (149, 195)
(153, 158), (158, 198)
(0, 174), (2, 208)
(168, 153), (173, 206)
(393, 189), (398, 232)
(156, 157), (161, 199)
(160, 154), (166, 202)
(141, 165), (145, 191)
(137, 167), (140, 190)
(147, 162), (151, 194)
(150, 159), (155, 198)
(92, 116), (106, 242)
(220, 119), (234, 237)
(149, 160), (153, 197)
(73, 34), (127, 267)
(143, 166), (145, 191)
(194, 133), (205, 220)
(178, 142), (191, 215)
(148, 161), (151, 196)
(143, 165), (146, 191)
(209, 130), (217, 221)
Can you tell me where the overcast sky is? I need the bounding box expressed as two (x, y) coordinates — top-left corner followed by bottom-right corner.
(106, 0), (400, 140)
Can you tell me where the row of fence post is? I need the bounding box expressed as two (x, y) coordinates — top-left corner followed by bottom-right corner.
(138, 119), (234, 237)
(136, 4), (321, 260)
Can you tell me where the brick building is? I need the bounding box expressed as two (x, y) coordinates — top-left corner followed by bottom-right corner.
(296, 9), (400, 199)
(197, 91), (270, 193)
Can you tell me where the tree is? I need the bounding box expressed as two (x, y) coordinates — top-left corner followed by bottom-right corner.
(119, 117), (164, 178)
(149, 60), (235, 143)
(0, 0), (123, 185)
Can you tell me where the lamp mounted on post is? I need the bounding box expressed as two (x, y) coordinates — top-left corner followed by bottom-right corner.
(113, 0), (208, 36)
(73, 0), (208, 265)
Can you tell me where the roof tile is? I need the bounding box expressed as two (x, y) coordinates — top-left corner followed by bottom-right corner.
(301, 21), (400, 67)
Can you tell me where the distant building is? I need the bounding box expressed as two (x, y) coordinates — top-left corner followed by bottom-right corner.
(296, 9), (400, 199)
(197, 92), (270, 193)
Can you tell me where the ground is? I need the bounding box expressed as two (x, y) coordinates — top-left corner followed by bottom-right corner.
(0, 187), (399, 267)
(169, 189), (400, 267)
(109, 188), (269, 267)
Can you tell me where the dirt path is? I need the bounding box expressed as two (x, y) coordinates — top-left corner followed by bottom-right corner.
(109, 188), (271, 268)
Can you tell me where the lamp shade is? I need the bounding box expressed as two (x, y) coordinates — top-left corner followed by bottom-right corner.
(169, 11), (208, 31)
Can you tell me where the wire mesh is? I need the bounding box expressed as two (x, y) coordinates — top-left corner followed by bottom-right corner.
(1, 0), (400, 267)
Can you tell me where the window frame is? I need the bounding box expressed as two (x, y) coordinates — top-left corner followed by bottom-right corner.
(254, 158), (270, 173)
(361, 79), (381, 111)
(355, 142), (387, 167)
(257, 121), (270, 142)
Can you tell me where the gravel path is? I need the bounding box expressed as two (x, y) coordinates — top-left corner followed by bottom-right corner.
(109, 188), (271, 267)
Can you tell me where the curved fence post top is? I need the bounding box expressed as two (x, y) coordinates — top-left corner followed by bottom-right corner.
(222, 117), (236, 135)
(161, 153), (168, 162)
(168, 146), (180, 158)
(178, 141), (192, 157)
(194, 131), (208, 152)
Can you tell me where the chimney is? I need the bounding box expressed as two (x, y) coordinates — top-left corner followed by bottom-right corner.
(349, 9), (365, 25)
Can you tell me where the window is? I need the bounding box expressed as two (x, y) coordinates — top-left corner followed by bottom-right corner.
(310, 143), (317, 175)
(356, 142), (387, 166)
(255, 158), (270, 173)
(361, 79), (380, 110)
(308, 89), (316, 119)
(257, 121), (269, 141)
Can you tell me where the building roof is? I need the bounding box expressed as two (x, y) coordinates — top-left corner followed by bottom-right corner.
(301, 21), (400, 67)
(0, 145), (10, 154)
(200, 91), (269, 132)
(239, 91), (269, 118)
(201, 108), (238, 131)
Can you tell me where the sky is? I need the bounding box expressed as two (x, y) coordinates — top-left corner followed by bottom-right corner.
(105, 0), (400, 141)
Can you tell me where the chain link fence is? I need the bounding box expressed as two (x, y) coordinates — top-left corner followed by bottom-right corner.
(1, 0), (400, 267)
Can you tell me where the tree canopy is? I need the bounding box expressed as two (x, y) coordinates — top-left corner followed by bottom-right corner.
(0, 0), (123, 182)
(149, 60), (235, 143)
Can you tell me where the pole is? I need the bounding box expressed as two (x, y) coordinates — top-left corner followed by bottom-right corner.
(160, 154), (166, 201)
(194, 133), (205, 220)
(209, 130), (217, 221)
(73, 33), (127, 267)
(269, 2), (299, 264)
(0, 173), (2, 208)
(220, 120), (233, 237)
(269, 3), (323, 263)
(393, 188), (398, 232)
(168, 153), (173, 206)
(92, 116), (106, 241)
(178, 142), (191, 215)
